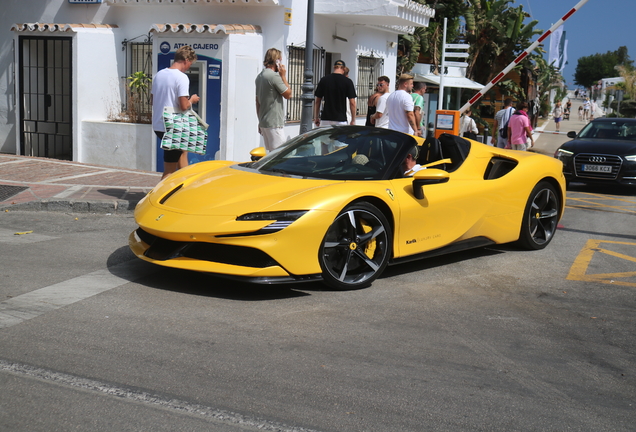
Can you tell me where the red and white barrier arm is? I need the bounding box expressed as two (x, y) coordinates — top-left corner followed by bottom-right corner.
(459, 0), (590, 114)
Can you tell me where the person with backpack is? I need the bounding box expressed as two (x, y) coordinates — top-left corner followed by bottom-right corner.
(491, 98), (515, 148)
(507, 101), (534, 151)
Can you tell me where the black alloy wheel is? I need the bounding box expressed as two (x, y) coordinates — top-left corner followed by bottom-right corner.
(319, 202), (392, 290)
(517, 181), (560, 250)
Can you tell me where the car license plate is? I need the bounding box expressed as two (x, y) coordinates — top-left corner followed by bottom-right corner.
(582, 164), (612, 173)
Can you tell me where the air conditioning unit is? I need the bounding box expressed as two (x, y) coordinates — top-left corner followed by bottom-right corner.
(68, 0), (102, 4)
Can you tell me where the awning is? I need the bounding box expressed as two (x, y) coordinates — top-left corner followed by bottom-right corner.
(413, 74), (484, 90)
(316, 0), (434, 34)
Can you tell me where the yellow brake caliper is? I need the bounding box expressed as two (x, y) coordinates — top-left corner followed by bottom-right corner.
(360, 219), (376, 258)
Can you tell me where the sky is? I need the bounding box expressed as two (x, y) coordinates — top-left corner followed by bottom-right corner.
(519, 0), (636, 87)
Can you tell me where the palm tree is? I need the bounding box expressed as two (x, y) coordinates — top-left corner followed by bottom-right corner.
(533, 56), (564, 117)
(463, 0), (541, 86)
(615, 65), (636, 100)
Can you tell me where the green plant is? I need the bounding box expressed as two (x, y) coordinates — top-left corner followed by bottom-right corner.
(124, 71), (152, 123)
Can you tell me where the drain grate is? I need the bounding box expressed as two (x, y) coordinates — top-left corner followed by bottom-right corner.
(0, 185), (29, 202)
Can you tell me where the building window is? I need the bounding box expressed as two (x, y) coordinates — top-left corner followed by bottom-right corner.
(286, 45), (326, 122)
(356, 56), (384, 117)
(123, 35), (153, 116)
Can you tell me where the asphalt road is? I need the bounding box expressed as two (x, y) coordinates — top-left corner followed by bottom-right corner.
(0, 186), (635, 431)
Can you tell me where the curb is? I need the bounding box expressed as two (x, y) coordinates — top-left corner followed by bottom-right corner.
(1, 199), (140, 214)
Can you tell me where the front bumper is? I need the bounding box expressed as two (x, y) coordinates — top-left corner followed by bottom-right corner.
(129, 229), (323, 283)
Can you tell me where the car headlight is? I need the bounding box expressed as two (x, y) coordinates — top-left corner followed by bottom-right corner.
(217, 211), (309, 238)
(237, 210), (307, 221)
(554, 149), (574, 161)
(625, 155), (636, 162)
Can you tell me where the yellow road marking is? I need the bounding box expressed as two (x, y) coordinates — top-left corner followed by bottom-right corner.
(565, 192), (636, 214)
(568, 239), (636, 287)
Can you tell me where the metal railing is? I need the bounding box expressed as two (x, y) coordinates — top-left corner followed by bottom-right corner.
(286, 45), (326, 122)
(356, 56), (384, 117)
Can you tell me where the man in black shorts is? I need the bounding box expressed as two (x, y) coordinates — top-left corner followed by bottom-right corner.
(151, 46), (200, 179)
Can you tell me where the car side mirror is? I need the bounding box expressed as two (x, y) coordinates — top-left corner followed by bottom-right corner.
(567, 131), (577, 139)
(412, 169), (450, 200)
(250, 147), (267, 161)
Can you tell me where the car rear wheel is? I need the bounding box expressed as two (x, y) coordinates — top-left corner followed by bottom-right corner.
(517, 181), (560, 250)
(319, 202), (392, 290)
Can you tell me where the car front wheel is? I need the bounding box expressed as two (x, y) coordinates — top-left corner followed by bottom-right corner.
(517, 181), (560, 250)
(319, 202), (392, 290)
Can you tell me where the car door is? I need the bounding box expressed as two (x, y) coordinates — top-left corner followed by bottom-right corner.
(389, 173), (493, 258)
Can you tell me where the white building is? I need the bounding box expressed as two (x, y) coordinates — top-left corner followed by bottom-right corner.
(1, 0), (434, 171)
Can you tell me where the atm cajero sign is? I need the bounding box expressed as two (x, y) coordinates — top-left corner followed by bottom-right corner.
(160, 41), (220, 53)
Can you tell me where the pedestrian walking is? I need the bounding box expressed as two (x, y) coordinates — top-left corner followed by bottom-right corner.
(583, 98), (591, 121)
(313, 60), (357, 127)
(553, 101), (563, 132)
(507, 101), (534, 151)
(492, 98), (515, 149)
(411, 82), (427, 135)
(385, 74), (421, 136)
(369, 76), (391, 128)
(152, 45), (200, 179)
(459, 108), (478, 140)
(255, 48), (292, 151)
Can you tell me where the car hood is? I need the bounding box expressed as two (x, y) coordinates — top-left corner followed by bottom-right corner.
(148, 164), (339, 216)
(560, 138), (636, 155)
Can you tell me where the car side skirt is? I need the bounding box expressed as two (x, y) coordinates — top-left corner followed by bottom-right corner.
(389, 236), (496, 266)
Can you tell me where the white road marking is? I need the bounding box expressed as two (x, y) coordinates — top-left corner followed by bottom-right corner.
(0, 359), (321, 432)
(52, 184), (84, 198)
(0, 259), (153, 329)
(0, 228), (58, 244)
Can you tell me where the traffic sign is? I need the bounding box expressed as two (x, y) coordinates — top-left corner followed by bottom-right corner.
(444, 61), (469, 68)
(444, 52), (469, 58)
(445, 44), (470, 50)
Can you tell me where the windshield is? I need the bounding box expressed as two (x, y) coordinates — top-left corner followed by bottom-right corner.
(248, 126), (418, 180)
(577, 120), (636, 140)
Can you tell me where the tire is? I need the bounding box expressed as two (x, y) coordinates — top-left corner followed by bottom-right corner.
(517, 181), (560, 250)
(319, 202), (392, 290)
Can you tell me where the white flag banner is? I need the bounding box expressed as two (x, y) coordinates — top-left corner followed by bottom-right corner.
(549, 25), (564, 67)
(560, 39), (569, 73)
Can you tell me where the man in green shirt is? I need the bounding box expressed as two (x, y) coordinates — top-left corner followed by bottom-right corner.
(255, 48), (292, 151)
(411, 82), (427, 136)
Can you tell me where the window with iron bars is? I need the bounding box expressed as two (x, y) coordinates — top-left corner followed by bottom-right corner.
(286, 45), (326, 122)
(122, 36), (153, 117)
(356, 56), (384, 117)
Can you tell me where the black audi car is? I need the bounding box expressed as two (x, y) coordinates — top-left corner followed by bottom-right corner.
(554, 118), (636, 187)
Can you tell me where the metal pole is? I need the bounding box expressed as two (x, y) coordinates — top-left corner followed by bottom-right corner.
(439, 18), (447, 110)
(299, 0), (315, 134)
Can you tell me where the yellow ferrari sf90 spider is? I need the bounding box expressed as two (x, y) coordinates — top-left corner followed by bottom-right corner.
(130, 126), (565, 290)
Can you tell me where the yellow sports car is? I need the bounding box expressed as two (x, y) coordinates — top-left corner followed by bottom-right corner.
(130, 126), (565, 290)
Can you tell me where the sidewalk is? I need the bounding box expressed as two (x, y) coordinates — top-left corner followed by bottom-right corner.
(0, 154), (160, 214)
(531, 94), (589, 157)
(0, 97), (594, 215)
